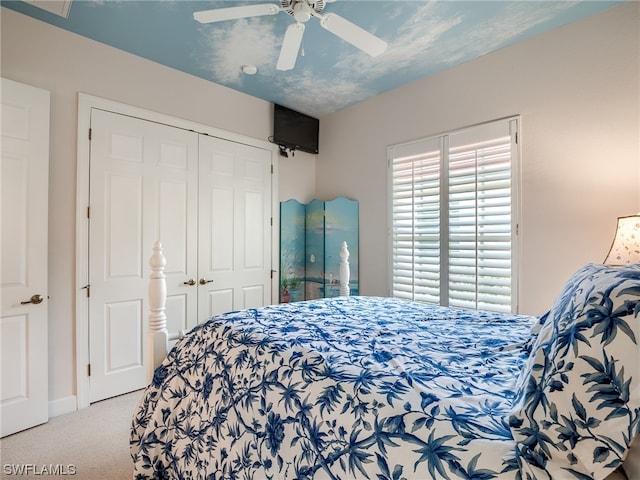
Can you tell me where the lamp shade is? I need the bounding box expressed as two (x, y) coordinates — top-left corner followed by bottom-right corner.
(604, 214), (640, 265)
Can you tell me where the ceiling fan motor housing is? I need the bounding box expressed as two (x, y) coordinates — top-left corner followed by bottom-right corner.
(281, 0), (326, 21)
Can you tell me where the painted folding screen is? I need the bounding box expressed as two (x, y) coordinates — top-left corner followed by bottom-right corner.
(280, 197), (358, 302)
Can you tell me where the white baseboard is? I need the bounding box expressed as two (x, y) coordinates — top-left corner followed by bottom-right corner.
(48, 395), (77, 418)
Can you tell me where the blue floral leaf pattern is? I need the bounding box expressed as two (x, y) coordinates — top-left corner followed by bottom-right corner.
(132, 267), (639, 479)
(509, 263), (640, 479)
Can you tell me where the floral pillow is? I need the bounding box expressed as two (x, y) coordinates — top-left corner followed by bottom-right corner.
(509, 263), (640, 479)
(520, 311), (548, 356)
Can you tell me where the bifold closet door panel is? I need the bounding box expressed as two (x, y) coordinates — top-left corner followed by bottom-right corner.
(88, 109), (198, 402)
(198, 135), (273, 320)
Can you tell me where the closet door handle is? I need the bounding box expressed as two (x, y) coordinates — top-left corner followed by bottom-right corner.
(183, 279), (196, 286)
(21, 294), (44, 305)
(199, 278), (213, 285)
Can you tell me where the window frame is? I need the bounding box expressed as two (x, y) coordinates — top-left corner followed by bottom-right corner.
(387, 117), (521, 313)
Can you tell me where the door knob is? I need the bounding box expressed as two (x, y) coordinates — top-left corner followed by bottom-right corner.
(21, 294), (44, 305)
(183, 279), (196, 286)
(199, 278), (213, 285)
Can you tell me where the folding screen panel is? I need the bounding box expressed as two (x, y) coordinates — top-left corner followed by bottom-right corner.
(280, 197), (358, 302)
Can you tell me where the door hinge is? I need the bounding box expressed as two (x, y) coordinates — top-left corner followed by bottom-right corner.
(87, 206), (90, 219)
(270, 217), (273, 226)
(87, 364), (91, 376)
(88, 128), (92, 141)
(271, 164), (274, 174)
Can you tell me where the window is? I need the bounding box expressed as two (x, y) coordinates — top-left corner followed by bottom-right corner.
(388, 118), (519, 313)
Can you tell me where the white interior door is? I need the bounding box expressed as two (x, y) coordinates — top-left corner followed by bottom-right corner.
(198, 135), (273, 318)
(1, 78), (50, 437)
(88, 109), (198, 403)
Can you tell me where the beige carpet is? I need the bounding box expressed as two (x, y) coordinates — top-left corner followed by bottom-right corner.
(0, 390), (143, 480)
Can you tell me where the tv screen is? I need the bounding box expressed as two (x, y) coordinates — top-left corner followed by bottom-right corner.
(273, 104), (319, 154)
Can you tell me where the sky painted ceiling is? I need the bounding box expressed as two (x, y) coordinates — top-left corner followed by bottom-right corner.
(3, 0), (622, 117)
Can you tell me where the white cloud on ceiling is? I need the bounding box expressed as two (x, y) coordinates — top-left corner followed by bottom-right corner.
(273, 68), (379, 117)
(439, 1), (580, 64)
(199, 18), (281, 83)
(291, 2), (462, 115)
(302, 1), (581, 115)
(336, 2), (462, 76)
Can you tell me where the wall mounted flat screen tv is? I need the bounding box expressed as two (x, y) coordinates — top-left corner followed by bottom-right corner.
(273, 104), (319, 154)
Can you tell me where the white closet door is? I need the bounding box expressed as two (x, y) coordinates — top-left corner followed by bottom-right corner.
(198, 135), (273, 319)
(0, 78), (50, 436)
(88, 109), (198, 403)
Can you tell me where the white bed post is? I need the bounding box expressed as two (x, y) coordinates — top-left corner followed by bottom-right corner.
(147, 241), (168, 383)
(339, 241), (350, 297)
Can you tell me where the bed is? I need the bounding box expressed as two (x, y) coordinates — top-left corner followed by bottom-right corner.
(131, 247), (639, 480)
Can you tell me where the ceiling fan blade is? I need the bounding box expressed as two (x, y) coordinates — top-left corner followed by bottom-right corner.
(193, 4), (280, 24)
(319, 13), (387, 57)
(277, 23), (305, 71)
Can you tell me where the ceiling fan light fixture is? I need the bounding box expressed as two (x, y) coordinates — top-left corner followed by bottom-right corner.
(293, 2), (313, 22)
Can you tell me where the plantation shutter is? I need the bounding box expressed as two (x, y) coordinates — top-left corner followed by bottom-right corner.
(390, 137), (442, 303)
(448, 121), (514, 312)
(389, 118), (518, 313)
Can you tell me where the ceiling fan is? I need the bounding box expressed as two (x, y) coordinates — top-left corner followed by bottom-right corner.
(193, 0), (388, 71)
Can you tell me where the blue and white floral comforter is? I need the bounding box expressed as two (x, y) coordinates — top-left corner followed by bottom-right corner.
(131, 264), (639, 480)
